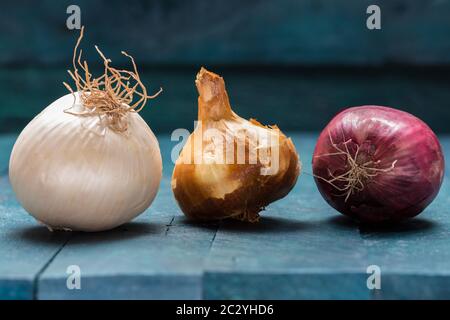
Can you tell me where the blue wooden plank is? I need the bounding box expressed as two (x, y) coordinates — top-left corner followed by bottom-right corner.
(204, 134), (450, 299)
(2, 1), (450, 66)
(37, 136), (218, 299)
(38, 214), (217, 299)
(0, 135), (15, 174)
(0, 175), (71, 300)
(441, 138), (450, 172)
(2, 133), (450, 299)
(2, 66), (450, 135)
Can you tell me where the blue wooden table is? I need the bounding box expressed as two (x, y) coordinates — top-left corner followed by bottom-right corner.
(1, 133), (449, 300)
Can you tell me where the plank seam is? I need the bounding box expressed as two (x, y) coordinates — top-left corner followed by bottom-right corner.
(33, 236), (71, 300)
(209, 222), (220, 249)
(201, 222), (221, 299)
(164, 216), (175, 236)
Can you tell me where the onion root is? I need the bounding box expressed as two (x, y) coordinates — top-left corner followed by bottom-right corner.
(63, 26), (162, 132)
(314, 131), (397, 202)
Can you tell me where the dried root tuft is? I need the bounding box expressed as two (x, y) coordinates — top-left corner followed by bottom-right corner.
(63, 26), (162, 132)
(314, 131), (397, 202)
(232, 208), (261, 223)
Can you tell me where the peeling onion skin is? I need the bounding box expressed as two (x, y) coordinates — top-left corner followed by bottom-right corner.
(172, 68), (301, 222)
(9, 93), (162, 232)
(312, 105), (445, 224)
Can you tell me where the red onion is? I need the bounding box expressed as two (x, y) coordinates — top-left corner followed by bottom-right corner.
(312, 105), (445, 223)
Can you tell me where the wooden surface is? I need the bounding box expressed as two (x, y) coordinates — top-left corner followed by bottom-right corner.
(2, 0), (450, 66)
(0, 133), (450, 300)
(3, 2), (450, 135)
(2, 67), (450, 134)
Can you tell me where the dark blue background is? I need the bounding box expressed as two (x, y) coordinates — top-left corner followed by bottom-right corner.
(1, 0), (450, 133)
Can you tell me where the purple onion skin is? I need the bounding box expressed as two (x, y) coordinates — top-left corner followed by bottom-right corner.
(312, 106), (445, 224)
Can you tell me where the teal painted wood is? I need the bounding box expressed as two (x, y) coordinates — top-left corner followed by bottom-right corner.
(441, 138), (450, 172)
(38, 213), (217, 299)
(0, 135), (15, 174)
(204, 134), (450, 299)
(2, 67), (450, 134)
(37, 137), (218, 300)
(0, 175), (71, 300)
(1, 133), (450, 299)
(1, 1), (450, 66)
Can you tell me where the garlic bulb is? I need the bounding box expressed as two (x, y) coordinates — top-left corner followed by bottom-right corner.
(172, 68), (300, 222)
(9, 27), (162, 232)
(9, 92), (162, 232)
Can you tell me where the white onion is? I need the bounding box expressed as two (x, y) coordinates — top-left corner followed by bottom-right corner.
(9, 92), (162, 232)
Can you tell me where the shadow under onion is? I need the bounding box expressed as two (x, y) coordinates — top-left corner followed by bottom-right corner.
(326, 215), (437, 236)
(14, 221), (161, 245)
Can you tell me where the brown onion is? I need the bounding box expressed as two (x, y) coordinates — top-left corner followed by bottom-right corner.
(312, 105), (445, 224)
(172, 68), (300, 222)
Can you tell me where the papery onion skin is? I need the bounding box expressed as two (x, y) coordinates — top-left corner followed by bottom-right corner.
(312, 105), (445, 223)
(9, 93), (162, 232)
(172, 68), (300, 222)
